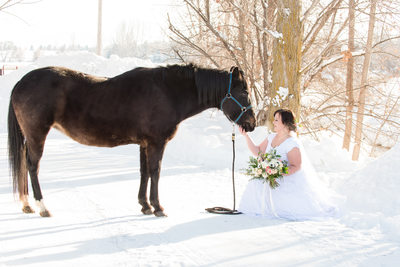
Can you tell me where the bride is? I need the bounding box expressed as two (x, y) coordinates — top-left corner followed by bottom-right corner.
(238, 109), (337, 220)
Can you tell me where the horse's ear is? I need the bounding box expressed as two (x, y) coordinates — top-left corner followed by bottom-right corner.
(231, 66), (240, 77)
(229, 66), (236, 73)
(231, 67), (244, 80)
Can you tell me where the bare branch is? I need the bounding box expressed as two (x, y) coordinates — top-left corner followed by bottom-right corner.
(167, 13), (220, 67)
(183, 0), (241, 68)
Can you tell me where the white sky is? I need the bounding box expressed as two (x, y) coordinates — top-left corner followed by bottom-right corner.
(0, 0), (177, 47)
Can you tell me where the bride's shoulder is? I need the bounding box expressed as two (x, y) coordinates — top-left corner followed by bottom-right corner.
(286, 135), (301, 150)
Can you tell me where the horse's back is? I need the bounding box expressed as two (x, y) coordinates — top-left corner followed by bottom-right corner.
(11, 67), (107, 139)
(13, 67), (102, 103)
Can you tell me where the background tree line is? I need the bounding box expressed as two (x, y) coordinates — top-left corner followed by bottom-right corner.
(167, 0), (400, 160)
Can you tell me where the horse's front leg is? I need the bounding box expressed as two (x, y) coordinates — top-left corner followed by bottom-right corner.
(147, 141), (167, 217)
(138, 145), (152, 215)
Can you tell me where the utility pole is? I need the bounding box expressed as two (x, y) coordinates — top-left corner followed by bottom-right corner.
(97, 0), (103, 56)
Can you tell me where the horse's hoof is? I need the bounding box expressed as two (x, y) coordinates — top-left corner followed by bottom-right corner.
(22, 206), (35, 214)
(39, 210), (51, 217)
(154, 210), (167, 217)
(142, 208), (153, 215)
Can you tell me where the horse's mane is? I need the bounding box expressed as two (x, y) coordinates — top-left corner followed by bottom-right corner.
(162, 63), (228, 106)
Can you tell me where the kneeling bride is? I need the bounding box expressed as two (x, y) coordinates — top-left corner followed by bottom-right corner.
(239, 109), (338, 220)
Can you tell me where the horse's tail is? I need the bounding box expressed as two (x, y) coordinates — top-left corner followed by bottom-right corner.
(8, 92), (28, 199)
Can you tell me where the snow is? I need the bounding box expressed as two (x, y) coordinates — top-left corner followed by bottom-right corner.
(267, 30), (283, 39)
(1, 52), (400, 266)
(277, 87), (288, 99)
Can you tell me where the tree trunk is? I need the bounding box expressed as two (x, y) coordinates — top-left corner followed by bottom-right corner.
(342, 0), (355, 150)
(352, 0), (376, 161)
(269, 0), (302, 129)
(255, 0), (276, 126)
(238, 0), (248, 73)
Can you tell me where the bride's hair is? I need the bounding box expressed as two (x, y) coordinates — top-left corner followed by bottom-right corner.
(274, 109), (297, 132)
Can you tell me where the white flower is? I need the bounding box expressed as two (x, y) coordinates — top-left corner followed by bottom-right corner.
(261, 161), (268, 169)
(277, 161), (283, 169)
(269, 159), (279, 168)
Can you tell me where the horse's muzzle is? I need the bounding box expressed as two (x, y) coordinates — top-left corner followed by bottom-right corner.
(241, 120), (256, 132)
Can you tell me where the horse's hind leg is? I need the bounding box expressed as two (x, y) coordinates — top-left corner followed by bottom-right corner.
(18, 157), (34, 213)
(138, 145), (152, 215)
(21, 189), (34, 214)
(26, 131), (51, 217)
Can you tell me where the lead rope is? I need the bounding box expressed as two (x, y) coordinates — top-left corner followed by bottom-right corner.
(231, 123), (237, 211)
(206, 123), (242, 215)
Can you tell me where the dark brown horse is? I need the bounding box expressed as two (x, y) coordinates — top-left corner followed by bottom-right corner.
(8, 64), (256, 217)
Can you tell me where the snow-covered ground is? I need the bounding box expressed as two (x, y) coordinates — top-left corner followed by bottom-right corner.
(1, 53), (399, 266)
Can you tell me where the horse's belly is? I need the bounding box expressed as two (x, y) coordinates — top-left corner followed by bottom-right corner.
(52, 123), (135, 147)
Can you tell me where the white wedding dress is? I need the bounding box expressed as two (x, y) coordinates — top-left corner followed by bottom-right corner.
(239, 133), (338, 220)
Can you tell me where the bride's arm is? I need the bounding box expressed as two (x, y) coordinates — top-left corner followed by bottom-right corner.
(285, 147), (302, 175)
(239, 127), (269, 156)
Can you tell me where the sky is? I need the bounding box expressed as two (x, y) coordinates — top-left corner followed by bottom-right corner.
(0, 0), (178, 48)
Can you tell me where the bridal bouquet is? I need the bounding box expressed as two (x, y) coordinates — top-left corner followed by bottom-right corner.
(244, 149), (289, 189)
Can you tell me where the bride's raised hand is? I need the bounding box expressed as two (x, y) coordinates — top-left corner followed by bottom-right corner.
(238, 126), (247, 136)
